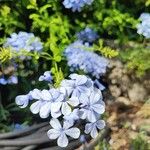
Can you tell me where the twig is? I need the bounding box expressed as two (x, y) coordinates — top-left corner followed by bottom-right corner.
(0, 135), (50, 146)
(0, 122), (48, 139)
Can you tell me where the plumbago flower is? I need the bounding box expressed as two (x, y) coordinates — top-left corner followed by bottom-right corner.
(47, 118), (80, 147)
(4, 31), (43, 52)
(39, 71), (53, 82)
(63, 0), (94, 12)
(79, 88), (105, 122)
(16, 73), (106, 147)
(77, 27), (98, 43)
(85, 120), (105, 138)
(137, 13), (150, 38)
(64, 40), (108, 78)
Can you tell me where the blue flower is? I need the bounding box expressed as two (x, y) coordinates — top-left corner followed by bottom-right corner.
(85, 120), (105, 138)
(61, 73), (93, 97)
(0, 75), (18, 85)
(47, 118), (80, 147)
(63, 0), (94, 12)
(77, 27), (98, 43)
(137, 13), (150, 38)
(4, 31), (43, 52)
(0, 77), (7, 85)
(29, 89), (64, 118)
(64, 41), (108, 78)
(39, 71), (53, 82)
(79, 88), (105, 122)
(58, 87), (80, 115)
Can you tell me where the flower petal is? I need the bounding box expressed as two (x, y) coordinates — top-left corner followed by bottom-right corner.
(68, 97), (79, 106)
(65, 128), (80, 139)
(87, 110), (97, 122)
(51, 111), (61, 118)
(50, 118), (62, 129)
(57, 133), (68, 147)
(47, 129), (60, 139)
(96, 120), (105, 129)
(30, 101), (42, 114)
(30, 89), (41, 100)
(51, 102), (62, 112)
(79, 93), (89, 105)
(41, 90), (52, 101)
(63, 121), (73, 129)
(61, 102), (71, 115)
(75, 75), (87, 85)
(85, 123), (93, 134)
(39, 102), (51, 118)
(90, 127), (98, 138)
(92, 104), (105, 114)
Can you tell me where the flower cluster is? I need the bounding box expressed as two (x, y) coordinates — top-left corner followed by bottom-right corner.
(16, 73), (105, 147)
(77, 27), (98, 43)
(63, 0), (94, 12)
(0, 75), (18, 85)
(137, 13), (150, 38)
(4, 31), (43, 52)
(64, 40), (108, 78)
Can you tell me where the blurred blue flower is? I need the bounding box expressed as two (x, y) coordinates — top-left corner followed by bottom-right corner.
(39, 71), (53, 82)
(77, 27), (98, 43)
(0, 77), (7, 85)
(137, 13), (150, 38)
(12, 123), (29, 131)
(4, 31), (43, 52)
(64, 41), (108, 78)
(63, 0), (94, 12)
(47, 118), (80, 147)
(0, 75), (18, 85)
(79, 88), (105, 122)
(85, 120), (105, 138)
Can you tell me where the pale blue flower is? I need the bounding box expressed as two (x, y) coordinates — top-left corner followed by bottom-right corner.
(137, 13), (150, 38)
(63, 0), (94, 12)
(47, 118), (80, 147)
(58, 87), (80, 115)
(64, 41), (108, 78)
(77, 27), (98, 43)
(61, 73), (93, 97)
(79, 88), (105, 122)
(85, 120), (105, 138)
(4, 31), (43, 52)
(39, 71), (53, 82)
(30, 89), (64, 118)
